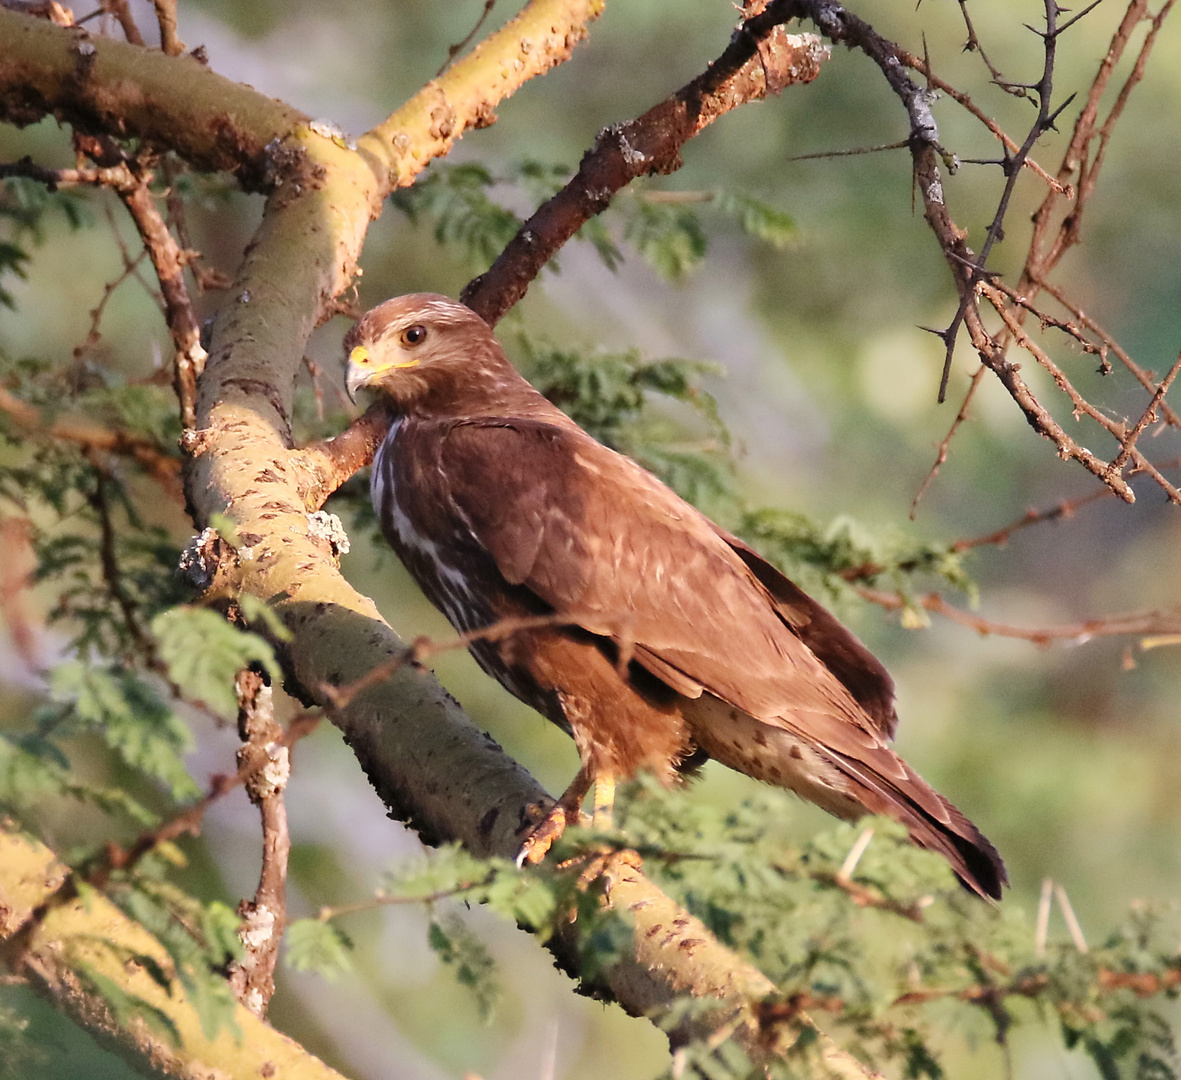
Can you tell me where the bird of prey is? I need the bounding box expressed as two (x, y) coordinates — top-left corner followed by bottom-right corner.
(344, 293), (1006, 899)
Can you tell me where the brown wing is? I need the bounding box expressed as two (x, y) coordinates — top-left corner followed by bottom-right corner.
(418, 416), (887, 726)
(714, 528), (898, 738)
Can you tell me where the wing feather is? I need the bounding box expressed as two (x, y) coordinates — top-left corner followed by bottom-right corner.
(424, 418), (882, 726)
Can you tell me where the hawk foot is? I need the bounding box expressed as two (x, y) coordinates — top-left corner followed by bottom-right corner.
(558, 846), (645, 919)
(515, 801), (582, 868)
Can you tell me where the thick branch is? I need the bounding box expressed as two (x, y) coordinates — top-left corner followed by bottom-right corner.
(0, 8), (306, 182)
(0, 821), (351, 1080)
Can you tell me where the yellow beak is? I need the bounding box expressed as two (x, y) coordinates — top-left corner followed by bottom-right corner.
(344, 344), (419, 402)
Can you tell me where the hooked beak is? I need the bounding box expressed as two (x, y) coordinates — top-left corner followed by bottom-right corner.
(344, 345), (370, 403)
(344, 343), (420, 403)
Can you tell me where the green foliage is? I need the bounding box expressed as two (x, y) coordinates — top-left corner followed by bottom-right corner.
(391, 162), (523, 268)
(0, 729), (160, 827)
(0, 385), (187, 659)
(295, 844), (560, 1014)
(0, 177), (91, 308)
(314, 777), (1179, 1077)
(713, 191), (797, 249)
(427, 912), (500, 1022)
(381, 843), (559, 935)
(41, 660), (199, 801)
(0, 353), (263, 1045)
(108, 865), (243, 1042)
(625, 199), (709, 279)
(286, 919), (355, 981)
(738, 507), (978, 607)
(151, 607), (279, 718)
(0, 998), (47, 1080)
(389, 161), (795, 280)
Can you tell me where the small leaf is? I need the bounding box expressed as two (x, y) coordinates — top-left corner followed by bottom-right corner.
(714, 191), (797, 248)
(428, 911), (500, 1022)
(625, 201), (708, 279)
(177, 966), (241, 1043)
(285, 919), (354, 980)
(48, 661), (200, 801)
(151, 607), (279, 718)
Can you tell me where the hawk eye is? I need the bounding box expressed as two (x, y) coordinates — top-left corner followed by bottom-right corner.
(401, 324), (428, 347)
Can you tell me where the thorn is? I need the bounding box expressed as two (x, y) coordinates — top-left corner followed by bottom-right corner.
(1057, 0), (1104, 35)
(837, 827), (875, 881)
(1035, 877), (1052, 958)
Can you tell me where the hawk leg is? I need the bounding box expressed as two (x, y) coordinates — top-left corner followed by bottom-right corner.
(516, 767), (618, 867)
(591, 773), (615, 828)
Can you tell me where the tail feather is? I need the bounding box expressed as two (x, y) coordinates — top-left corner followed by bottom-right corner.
(832, 748), (1008, 899)
(686, 697), (1007, 899)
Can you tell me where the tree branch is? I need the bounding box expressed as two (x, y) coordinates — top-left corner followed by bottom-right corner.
(0, 821), (353, 1080)
(859, 586), (1181, 645)
(0, 8), (306, 182)
(228, 669), (290, 1017)
(462, 11), (828, 323)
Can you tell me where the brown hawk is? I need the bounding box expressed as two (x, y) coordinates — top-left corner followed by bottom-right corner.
(344, 293), (1006, 899)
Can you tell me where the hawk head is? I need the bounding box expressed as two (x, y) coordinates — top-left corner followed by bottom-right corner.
(344, 293), (526, 417)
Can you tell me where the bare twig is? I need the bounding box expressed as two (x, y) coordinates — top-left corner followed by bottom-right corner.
(1054, 883), (1088, 954)
(113, 168), (207, 430)
(951, 486), (1114, 552)
(981, 283), (1180, 503)
(228, 668), (291, 1017)
(151, 0), (184, 54)
(0, 157), (126, 188)
(0, 384), (183, 497)
(162, 156), (231, 293)
(100, 0), (144, 45)
(436, 0), (497, 77)
(1107, 353), (1181, 475)
(1034, 878), (1052, 958)
(1038, 279), (1181, 429)
(858, 586), (1181, 645)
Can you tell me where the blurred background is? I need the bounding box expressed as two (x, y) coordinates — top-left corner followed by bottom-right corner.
(2, 1), (1179, 1077)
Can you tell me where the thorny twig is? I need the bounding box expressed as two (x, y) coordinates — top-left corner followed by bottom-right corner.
(910, 0), (1179, 507)
(930, 0), (1070, 403)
